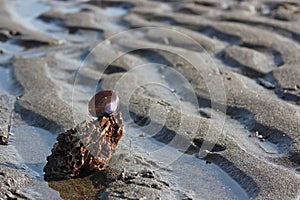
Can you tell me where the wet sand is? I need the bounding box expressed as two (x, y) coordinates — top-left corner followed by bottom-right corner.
(0, 0), (300, 199)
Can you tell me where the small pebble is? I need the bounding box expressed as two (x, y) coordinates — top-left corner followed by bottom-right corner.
(6, 178), (14, 186)
(176, 63), (183, 67)
(139, 133), (145, 138)
(121, 168), (126, 180)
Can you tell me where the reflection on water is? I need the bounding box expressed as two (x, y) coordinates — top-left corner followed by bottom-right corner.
(0, 68), (12, 94)
(103, 7), (128, 16)
(0, 40), (24, 53)
(9, 123), (61, 199)
(15, 0), (49, 20)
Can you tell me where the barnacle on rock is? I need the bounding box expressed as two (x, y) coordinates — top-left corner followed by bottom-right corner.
(44, 113), (124, 181)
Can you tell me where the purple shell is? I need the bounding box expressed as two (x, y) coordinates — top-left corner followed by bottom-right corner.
(88, 90), (119, 117)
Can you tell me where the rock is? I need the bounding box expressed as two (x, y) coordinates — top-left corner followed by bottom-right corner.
(44, 113), (124, 181)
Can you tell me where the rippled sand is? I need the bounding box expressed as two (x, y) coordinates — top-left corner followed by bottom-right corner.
(0, 0), (300, 199)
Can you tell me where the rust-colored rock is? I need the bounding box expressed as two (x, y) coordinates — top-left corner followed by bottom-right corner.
(44, 113), (124, 181)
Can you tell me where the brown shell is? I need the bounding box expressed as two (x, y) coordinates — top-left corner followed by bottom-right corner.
(44, 113), (124, 181)
(88, 90), (119, 118)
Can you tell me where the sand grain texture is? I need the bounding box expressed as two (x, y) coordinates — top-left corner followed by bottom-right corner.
(0, 0), (300, 199)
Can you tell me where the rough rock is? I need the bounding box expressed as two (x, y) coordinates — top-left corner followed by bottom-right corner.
(44, 113), (124, 181)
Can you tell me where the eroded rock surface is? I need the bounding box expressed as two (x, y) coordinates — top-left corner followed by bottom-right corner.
(44, 113), (124, 181)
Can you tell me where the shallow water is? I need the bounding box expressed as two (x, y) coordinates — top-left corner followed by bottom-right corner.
(12, 123), (61, 199)
(0, 40), (24, 54)
(13, 0), (50, 33)
(14, 0), (48, 20)
(103, 7), (128, 16)
(0, 68), (11, 94)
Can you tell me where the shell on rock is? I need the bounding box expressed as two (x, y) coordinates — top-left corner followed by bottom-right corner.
(43, 113), (124, 181)
(88, 90), (119, 118)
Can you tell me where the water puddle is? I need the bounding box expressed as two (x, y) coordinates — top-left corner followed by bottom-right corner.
(55, 5), (83, 14)
(12, 0), (98, 43)
(15, 0), (48, 19)
(11, 122), (61, 198)
(0, 68), (12, 94)
(0, 40), (24, 54)
(103, 7), (128, 16)
(13, 0), (50, 31)
(12, 124), (56, 177)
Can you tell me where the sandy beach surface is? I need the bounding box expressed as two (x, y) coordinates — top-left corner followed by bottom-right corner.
(0, 0), (300, 199)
